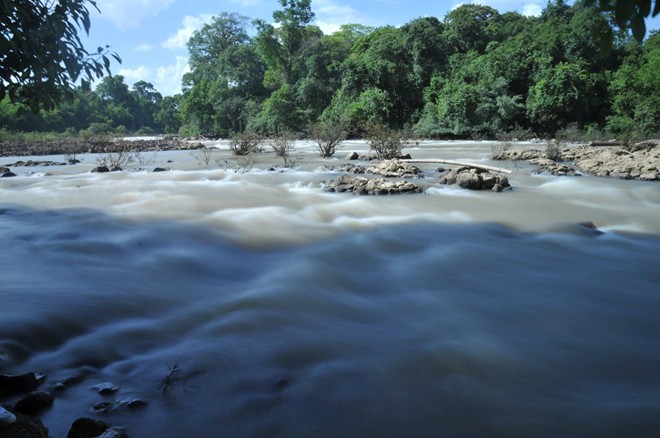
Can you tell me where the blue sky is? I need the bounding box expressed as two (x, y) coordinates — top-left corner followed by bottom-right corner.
(84, 0), (660, 96)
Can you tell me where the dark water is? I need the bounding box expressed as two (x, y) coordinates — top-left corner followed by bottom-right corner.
(2, 205), (660, 437)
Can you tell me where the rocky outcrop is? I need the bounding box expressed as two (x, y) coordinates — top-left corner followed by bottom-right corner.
(13, 392), (54, 415)
(563, 142), (660, 180)
(495, 141), (660, 181)
(324, 175), (423, 195)
(440, 167), (511, 192)
(366, 159), (421, 178)
(2, 160), (67, 167)
(493, 149), (543, 161)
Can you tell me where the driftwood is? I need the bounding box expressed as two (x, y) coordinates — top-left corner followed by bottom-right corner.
(400, 159), (513, 175)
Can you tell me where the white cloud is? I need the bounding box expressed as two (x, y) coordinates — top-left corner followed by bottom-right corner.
(133, 43), (153, 52)
(156, 57), (191, 96)
(116, 57), (189, 95)
(162, 14), (214, 50)
(313, 0), (372, 34)
(118, 65), (152, 83)
(450, 1), (545, 16)
(522, 3), (543, 17)
(98, 0), (176, 30)
(228, 0), (262, 5)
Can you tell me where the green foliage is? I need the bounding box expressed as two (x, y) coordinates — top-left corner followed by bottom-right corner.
(0, 0), (121, 112)
(365, 123), (418, 160)
(308, 117), (348, 157)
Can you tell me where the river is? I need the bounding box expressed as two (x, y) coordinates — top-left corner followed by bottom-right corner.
(1, 141), (659, 437)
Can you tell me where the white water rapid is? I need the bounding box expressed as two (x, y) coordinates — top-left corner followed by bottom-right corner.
(1, 141), (659, 437)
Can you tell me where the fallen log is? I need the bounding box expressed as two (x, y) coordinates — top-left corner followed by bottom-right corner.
(399, 159), (513, 175)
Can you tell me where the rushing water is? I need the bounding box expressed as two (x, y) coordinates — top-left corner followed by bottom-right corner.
(1, 141), (660, 437)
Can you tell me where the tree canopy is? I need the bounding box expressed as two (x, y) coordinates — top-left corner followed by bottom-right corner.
(0, 0), (121, 112)
(2, 0), (659, 140)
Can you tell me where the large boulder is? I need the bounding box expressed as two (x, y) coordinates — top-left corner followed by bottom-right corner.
(440, 167), (511, 191)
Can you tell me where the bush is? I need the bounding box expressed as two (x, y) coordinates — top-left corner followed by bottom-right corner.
(545, 139), (563, 161)
(268, 132), (300, 168)
(229, 131), (262, 156)
(364, 123), (418, 160)
(491, 141), (511, 159)
(308, 118), (348, 158)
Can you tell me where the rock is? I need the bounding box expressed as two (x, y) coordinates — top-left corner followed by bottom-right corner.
(0, 171), (16, 177)
(366, 159), (421, 178)
(345, 151), (359, 160)
(91, 166), (110, 173)
(324, 175), (423, 195)
(0, 408), (49, 437)
(68, 159), (81, 165)
(92, 398), (148, 413)
(67, 418), (109, 438)
(93, 382), (119, 395)
(110, 166), (122, 172)
(0, 373), (44, 397)
(14, 392), (54, 415)
(51, 374), (85, 392)
(0, 405), (16, 427)
(96, 428), (128, 438)
(152, 167), (168, 172)
(440, 167), (511, 191)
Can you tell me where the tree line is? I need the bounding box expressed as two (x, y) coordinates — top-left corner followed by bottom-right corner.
(1, 0), (659, 140)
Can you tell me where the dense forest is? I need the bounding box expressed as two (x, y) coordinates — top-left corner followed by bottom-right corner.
(1, 0), (659, 140)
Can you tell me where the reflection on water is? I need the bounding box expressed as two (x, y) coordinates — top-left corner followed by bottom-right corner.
(1, 142), (660, 436)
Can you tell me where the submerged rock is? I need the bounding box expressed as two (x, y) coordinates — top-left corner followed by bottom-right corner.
(93, 382), (119, 395)
(345, 151), (359, 160)
(440, 167), (511, 191)
(91, 166), (110, 173)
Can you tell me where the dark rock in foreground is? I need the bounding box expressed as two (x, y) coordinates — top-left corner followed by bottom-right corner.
(0, 407), (49, 438)
(67, 418), (109, 438)
(0, 373), (44, 397)
(440, 167), (511, 191)
(14, 392), (54, 415)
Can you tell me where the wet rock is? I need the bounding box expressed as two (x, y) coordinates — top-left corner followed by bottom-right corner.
(152, 167), (169, 172)
(68, 159), (81, 164)
(14, 392), (54, 415)
(336, 163), (366, 174)
(0, 408), (48, 437)
(67, 418), (109, 438)
(0, 373), (45, 397)
(0, 171), (16, 177)
(366, 159), (421, 178)
(92, 398), (148, 413)
(531, 158), (580, 176)
(96, 427), (128, 438)
(325, 175), (423, 195)
(493, 149), (543, 161)
(93, 382), (119, 395)
(0, 405), (16, 426)
(273, 378), (290, 393)
(52, 374), (85, 392)
(440, 167), (511, 191)
(91, 166), (110, 173)
(110, 166), (122, 172)
(345, 151), (359, 160)
(4, 160), (66, 167)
